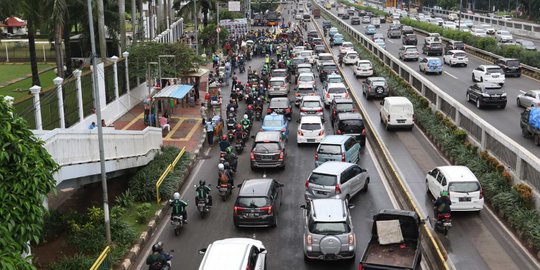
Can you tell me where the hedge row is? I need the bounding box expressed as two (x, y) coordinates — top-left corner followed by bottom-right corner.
(323, 13), (540, 252)
(400, 17), (540, 69)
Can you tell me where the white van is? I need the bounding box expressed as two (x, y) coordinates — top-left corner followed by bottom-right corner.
(379, 97), (414, 130)
(371, 17), (381, 28)
(198, 238), (267, 270)
(425, 166), (484, 212)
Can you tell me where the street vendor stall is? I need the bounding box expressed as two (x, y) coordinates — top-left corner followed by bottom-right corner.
(208, 81), (224, 137)
(151, 84), (194, 130)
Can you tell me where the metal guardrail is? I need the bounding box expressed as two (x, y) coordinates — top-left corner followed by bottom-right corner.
(408, 23), (540, 79)
(422, 7), (540, 40)
(89, 245), (111, 270)
(312, 3), (451, 270)
(156, 147), (186, 204)
(317, 1), (540, 193)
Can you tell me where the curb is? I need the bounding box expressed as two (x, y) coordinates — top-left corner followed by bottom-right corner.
(117, 134), (207, 270)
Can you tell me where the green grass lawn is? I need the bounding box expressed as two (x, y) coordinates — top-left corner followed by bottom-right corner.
(0, 63), (54, 84)
(123, 203), (163, 234)
(0, 69), (57, 101)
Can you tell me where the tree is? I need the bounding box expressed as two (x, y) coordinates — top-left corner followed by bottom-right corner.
(49, 0), (68, 78)
(119, 0), (127, 52)
(96, 0), (107, 59)
(0, 97), (58, 269)
(21, 0), (43, 86)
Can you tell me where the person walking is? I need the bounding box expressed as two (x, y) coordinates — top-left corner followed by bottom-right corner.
(200, 104), (207, 126)
(205, 118), (215, 145)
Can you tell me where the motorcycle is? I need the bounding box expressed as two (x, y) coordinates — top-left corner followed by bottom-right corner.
(434, 213), (452, 236)
(235, 138), (244, 154)
(219, 151), (226, 164)
(218, 183), (233, 201)
(194, 185), (211, 218)
(227, 128), (235, 142)
(255, 108), (262, 121)
(171, 215), (184, 236)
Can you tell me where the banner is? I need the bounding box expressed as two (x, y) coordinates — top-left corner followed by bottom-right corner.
(228, 1), (241, 12)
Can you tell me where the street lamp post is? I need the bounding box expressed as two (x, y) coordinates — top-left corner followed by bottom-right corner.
(194, 0), (199, 55)
(123, 51), (131, 107)
(458, 0), (463, 31)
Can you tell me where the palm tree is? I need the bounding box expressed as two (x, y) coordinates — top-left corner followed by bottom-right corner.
(119, 0), (126, 52)
(21, 0), (43, 86)
(96, 0), (107, 59)
(50, 0), (67, 78)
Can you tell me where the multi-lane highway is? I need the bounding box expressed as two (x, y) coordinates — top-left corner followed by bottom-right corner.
(134, 3), (539, 269)
(346, 4), (540, 159)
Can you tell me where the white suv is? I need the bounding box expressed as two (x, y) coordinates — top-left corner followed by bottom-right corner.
(297, 116), (325, 144)
(443, 50), (468, 67)
(354, 60), (374, 77)
(426, 166), (484, 212)
(472, 65), (505, 86)
(198, 238), (267, 270)
(324, 82), (349, 107)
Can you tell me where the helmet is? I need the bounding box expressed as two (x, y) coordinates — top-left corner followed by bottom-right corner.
(266, 54), (269, 57)
(236, 123), (242, 129)
(218, 163), (225, 171)
(440, 190), (449, 197)
(222, 135), (228, 141)
(152, 243), (161, 253)
(199, 180), (205, 186)
(247, 105), (253, 110)
(173, 192), (180, 200)
(226, 146), (233, 154)
(224, 162), (230, 169)
(230, 107), (235, 112)
(244, 114), (248, 119)
(258, 97), (262, 101)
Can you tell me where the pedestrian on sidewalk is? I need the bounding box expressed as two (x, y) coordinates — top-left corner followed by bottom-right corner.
(205, 119), (215, 145)
(200, 104), (207, 126)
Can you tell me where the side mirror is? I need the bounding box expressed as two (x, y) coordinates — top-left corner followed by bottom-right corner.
(198, 248), (207, 255)
(259, 248), (267, 254)
(348, 204), (355, 209)
(277, 182), (285, 187)
(300, 205), (307, 209)
(236, 184), (243, 188)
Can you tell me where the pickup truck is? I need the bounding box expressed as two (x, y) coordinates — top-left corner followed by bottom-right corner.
(359, 209), (422, 270)
(520, 107), (540, 145)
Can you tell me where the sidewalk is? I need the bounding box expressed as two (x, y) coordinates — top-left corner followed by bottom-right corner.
(113, 66), (214, 152)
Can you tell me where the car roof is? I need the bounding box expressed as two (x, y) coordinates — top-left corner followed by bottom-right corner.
(425, 57), (441, 61)
(272, 68), (287, 72)
(475, 82), (502, 89)
(320, 135), (352, 144)
(322, 62), (336, 66)
(264, 113), (285, 121)
(255, 131), (282, 142)
(270, 97), (289, 104)
(298, 72), (315, 77)
(327, 82), (346, 88)
(239, 178), (273, 197)
(499, 58), (519, 61)
(403, 45), (417, 49)
(436, 166), (478, 182)
(312, 161), (353, 175)
(311, 198), (347, 222)
(357, 60), (371, 64)
(337, 112), (363, 120)
(448, 49), (465, 53)
(333, 98), (353, 104)
(318, 52), (332, 56)
(300, 115), (323, 124)
(269, 77), (286, 81)
(367, 76), (386, 82)
(480, 64), (501, 69)
(342, 41), (352, 45)
(202, 238), (263, 269)
(384, 96), (412, 105)
(302, 95), (322, 101)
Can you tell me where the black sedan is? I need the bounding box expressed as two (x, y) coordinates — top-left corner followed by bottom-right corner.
(466, 82), (507, 109)
(267, 97), (292, 119)
(233, 178), (283, 227)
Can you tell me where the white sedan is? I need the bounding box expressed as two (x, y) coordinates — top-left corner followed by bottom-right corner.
(443, 50), (468, 67)
(472, 65), (505, 86)
(517, 90), (540, 108)
(354, 60), (374, 77)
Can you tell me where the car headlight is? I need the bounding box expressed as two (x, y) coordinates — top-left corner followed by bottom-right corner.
(482, 93), (490, 97)
(501, 93), (507, 97)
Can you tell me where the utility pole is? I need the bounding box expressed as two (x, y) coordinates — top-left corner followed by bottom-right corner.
(458, 0), (462, 31)
(194, 0), (199, 55)
(86, 0), (112, 245)
(217, 3), (220, 50)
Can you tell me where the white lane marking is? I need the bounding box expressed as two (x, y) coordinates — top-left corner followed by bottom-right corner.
(366, 141), (400, 209)
(444, 71), (458, 79)
(386, 39), (394, 44)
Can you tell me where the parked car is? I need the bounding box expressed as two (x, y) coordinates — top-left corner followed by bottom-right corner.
(302, 198), (357, 261)
(343, 50), (359, 65)
(297, 116), (325, 144)
(466, 82), (507, 109)
(425, 166), (484, 212)
(517, 90), (540, 108)
(233, 178), (283, 227)
(261, 112), (289, 138)
(398, 45), (419, 61)
(471, 65), (505, 86)
(354, 60), (374, 77)
(402, 34), (418, 45)
(330, 98), (355, 123)
(419, 57), (443, 74)
(380, 97), (414, 130)
(334, 112), (366, 146)
(198, 238), (267, 270)
(306, 161), (369, 199)
(250, 131), (286, 169)
(267, 97), (292, 119)
(299, 95), (324, 119)
(443, 50), (468, 67)
(268, 77), (289, 97)
(323, 82), (349, 107)
(494, 58), (521, 77)
(351, 16), (361, 25)
(362, 76), (389, 99)
(365, 24), (377, 35)
(422, 41), (443, 56)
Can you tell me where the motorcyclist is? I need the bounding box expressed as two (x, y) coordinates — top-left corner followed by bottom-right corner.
(245, 93), (254, 105)
(219, 135), (231, 152)
(227, 106), (236, 119)
(240, 114), (252, 134)
(338, 53), (344, 67)
(155, 242), (172, 263)
(246, 105), (254, 120)
(195, 180), (212, 206)
(217, 163), (234, 186)
(224, 146), (238, 171)
(170, 192), (188, 223)
(265, 54), (270, 65)
(434, 191), (452, 218)
(330, 36), (334, 47)
(230, 87), (238, 101)
(146, 243), (169, 270)
(255, 97), (264, 112)
(235, 123), (245, 141)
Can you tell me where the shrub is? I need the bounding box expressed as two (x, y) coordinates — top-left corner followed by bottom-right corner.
(39, 209), (66, 243)
(135, 203), (152, 224)
(47, 254), (93, 270)
(513, 183), (534, 208)
(115, 189), (135, 208)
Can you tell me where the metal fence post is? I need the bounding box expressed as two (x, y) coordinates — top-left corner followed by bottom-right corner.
(30, 85), (43, 130)
(54, 77), (66, 128)
(73, 69), (85, 124)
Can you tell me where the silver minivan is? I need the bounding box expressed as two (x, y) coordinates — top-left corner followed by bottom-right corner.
(315, 135), (360, 167)
(305, 161), (369, 201)
(302, 198), (356, 261)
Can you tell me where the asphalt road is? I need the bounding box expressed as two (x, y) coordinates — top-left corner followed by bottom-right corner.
(313, 9), (539, 270)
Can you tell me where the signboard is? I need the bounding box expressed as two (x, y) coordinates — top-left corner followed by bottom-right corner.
(219, 18), (248, 38)
(228, 1), (241, 12)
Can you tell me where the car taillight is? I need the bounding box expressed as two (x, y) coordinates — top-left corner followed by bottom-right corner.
(479, 188), (484, 199)
(348, 234), (355, 245)
(306, 234), (313, 245)
(305, 179), (310, 188)
(267, 108), (272, 113)
(261, 206), (273, 214)
(250, 151), (255, 160)
(359, 263), (364, 270)
(296, 92), (300, 96)
(300, 108), (306, 112)
(281, 128), (286, 133)
(337, 129), (342, 134)
(279, 150), (284, 160)
(315, 152), (318, 161)
(298, 130), (304, 136)
(319, 130), (325, 136)
(345, 92), (349, 98)
(361, 128), (366, 135)
(341, 153), (345, 161)
(317, 108), (323, 113)
(285, 108), (291, 113)
(335, 184), (342, 194)
(368, 86), (372, 92)
(234, 206), (245, 215)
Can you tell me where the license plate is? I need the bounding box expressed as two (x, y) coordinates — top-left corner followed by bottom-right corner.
(492, 75), (499, 78)
(307, 139), (315, 142)
(316, 191), (328, 195)
(324, 254), (337, 260)
(443, 222), (452, 226)
(397, 120), (406, 123)
(308, 111), (316, 114)
(459, 197), (471, 202)
(246, 213), (258, 218)
(261, 155), (273, 160)
(458, 58), (463, 60)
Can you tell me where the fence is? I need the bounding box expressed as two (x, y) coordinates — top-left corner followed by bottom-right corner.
(0, 40), (57, 62)
(317, 2), (540, 193)
(156, 147), (186, 204)
(89, 245), (111, 270)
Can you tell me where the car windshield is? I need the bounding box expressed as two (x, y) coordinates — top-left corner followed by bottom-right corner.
(270, 81), (284, 87)
(299, 75), (314, 82)
(358, 62), (371, 68)
(317, 144), (341, 155)
(342, 43), (353, 48)
(448, 181), (481, 193)
(263, 119), (283, 127)
(301, 123), (322, 130)
(506, 60), (520, 67)
(336, 103), (354, 111)
(347, 53), (358, 58)
(272, 70), (287, 77)
(292, 58), (304, 65)
(407, 35), (417, 40)
(310, 222), (350, 235)
(270, 99), (289, 107)
(329, 87), (346, 93)
(298, 87), (314, 93)
(323, 65), (337, 71)
(340, 120), (364, 132)
(302, 101), (321, 108)
(428, 59), (441, 64)
(254, 142), (280, 152)
(301, 52), (312, 57)
(499, 31), (510, 35)
(298, 68), (312, 74)
(308, 172), (337, 186)
(430, 43), (442, 48)
(486, 68), (503, 74)
(454, 52), (467, 57)
(406, 48), (418, 53)
(315, 45), (325, 50)
(328, 77), (342, 84)
(319, 55), (333, 61)
(236, 197), (269, 208)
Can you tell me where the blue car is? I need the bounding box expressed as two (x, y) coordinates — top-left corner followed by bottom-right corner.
(261, 112), (289, 139)
(419, 57), (443, 74)
(374, 38), (386, 49)
(365, 25), (376, 35)
(329, 27), (339, 37)
(333, 33), (344, 46)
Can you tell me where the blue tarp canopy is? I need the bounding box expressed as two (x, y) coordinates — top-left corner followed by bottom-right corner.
(153, 84), (193, 100)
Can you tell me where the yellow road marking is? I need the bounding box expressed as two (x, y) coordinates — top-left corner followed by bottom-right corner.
(165, 119), (202, 142)
(164, 118), (185, 140)
(122, 112), (144, 130)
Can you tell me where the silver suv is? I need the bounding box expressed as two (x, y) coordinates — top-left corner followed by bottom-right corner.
(305, 161), (370, 201)
(302, 198), (356, 261)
